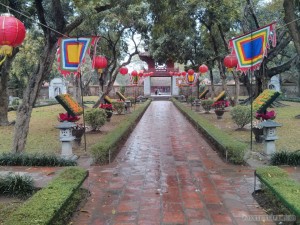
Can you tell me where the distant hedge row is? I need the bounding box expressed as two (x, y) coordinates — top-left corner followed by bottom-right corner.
(91, 99), (151, 164)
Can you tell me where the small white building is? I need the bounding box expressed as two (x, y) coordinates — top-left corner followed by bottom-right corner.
(49, 77), (67, 99)
(268, 75), (281, 92)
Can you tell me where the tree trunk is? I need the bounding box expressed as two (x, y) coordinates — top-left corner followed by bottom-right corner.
(73, 76), (82, 105)
(283, 0), (300, 55)
(209, 68), (215, 98)
(0, 62), (10, 126)
(12, 41), (57, 153)
(93, 69), (118, 108)
(233, 72), (240, 106)
(241, 73), (251, 96)
(0, 51), (18, 126)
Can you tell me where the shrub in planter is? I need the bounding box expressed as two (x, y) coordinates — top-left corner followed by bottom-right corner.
(230, 105), (252, 129)
(201, 99), (214, 112)
(112, 101), (125, 114)
(187, 96), (196, 103)
(84, 108), (107, 131)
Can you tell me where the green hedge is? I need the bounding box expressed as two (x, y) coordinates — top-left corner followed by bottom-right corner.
(172, 98), (247, 164)
(91, 99), (151, 164)
(4, 167), (88, 225)
(0, 153), (77, 167)
(256, 166), (300, 219)
(270, 150), (300, 166)
(278, 96), (300, 102)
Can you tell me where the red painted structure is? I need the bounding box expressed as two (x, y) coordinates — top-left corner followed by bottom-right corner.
(139, 52), (179, 76)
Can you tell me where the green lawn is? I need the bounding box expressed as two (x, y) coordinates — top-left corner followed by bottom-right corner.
(1, 104), (63, 154)
(0, 96), (101, 154)
(1, 98), (299, 154)
(199, 101), (300, 153)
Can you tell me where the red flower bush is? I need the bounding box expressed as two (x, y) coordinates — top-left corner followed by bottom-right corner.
(255, 110), (276, 120)
(58, 112), (80, 122)
(99, 104), (113, 110)
(212, 100), (230, 110)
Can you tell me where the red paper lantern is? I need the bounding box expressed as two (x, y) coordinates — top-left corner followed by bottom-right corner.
(93, 56), (107, 73)
(0, 13), (26, 60)
(199, 64), (208, 74)
(181, 71), (187, 76)
(138, 70), (144, 77)
(224, 54), (238, 70)
(131, 70), (138, 76)
(187, 69), (194, 75)
(119, 67), (128, 75)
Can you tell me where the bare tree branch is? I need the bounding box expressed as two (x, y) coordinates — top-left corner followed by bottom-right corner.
(267, 54), (299, 77)
(34, 0), (48, 35)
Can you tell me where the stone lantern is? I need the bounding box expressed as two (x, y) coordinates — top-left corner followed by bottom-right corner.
(56, 121), (77, 160)
(125, 100), (131, 113)
(259, 120), (282, 157)
(195, 99), (201, 112)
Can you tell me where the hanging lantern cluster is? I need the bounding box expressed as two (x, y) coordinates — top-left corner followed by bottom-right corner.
(223, 54), (238, 71)
(168, 71), (182, 76)
(93, 56), (107, 73)
(0, 13), (26, 65)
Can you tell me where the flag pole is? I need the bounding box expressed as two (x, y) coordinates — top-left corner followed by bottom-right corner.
(250, 25), (254, 152)
(250, 70), (253, 152)
(79, 72), (87, 152)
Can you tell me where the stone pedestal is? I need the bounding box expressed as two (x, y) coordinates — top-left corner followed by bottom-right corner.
(195, 99), (201, 112)
(125, 100), (131, 113)
(259, 120), (282, 158)
(56, 121), (77, 159)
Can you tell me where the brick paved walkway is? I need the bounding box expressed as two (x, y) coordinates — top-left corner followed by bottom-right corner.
(71, 101), (274, 225)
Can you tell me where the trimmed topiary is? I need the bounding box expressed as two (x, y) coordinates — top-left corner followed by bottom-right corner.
(112, 101), (125, 114)
(84, 108), (107, 131)
(230, 105), (252, 129)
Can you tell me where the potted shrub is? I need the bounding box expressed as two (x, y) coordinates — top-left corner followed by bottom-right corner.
(99, 103), (113, 121)
(212, 100), (230, 119)
(112, 101), (125, 114)
(84, 108), (107, 131)
(201, 99), (214, 113)
(230, 105), (252, 130)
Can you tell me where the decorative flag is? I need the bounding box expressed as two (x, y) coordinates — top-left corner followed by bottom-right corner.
(185, 73), (198, 86)
(57, 37), (99, 76)
(228, 22), (276, 72)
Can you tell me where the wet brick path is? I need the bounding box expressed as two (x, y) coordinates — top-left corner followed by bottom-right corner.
(71, 101), (274, 225)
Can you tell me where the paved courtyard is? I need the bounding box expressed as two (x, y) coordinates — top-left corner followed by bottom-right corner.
(71, 101), (275, 225)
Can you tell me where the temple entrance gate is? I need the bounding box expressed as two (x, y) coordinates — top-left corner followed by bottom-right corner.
(139, 52), (180, 97)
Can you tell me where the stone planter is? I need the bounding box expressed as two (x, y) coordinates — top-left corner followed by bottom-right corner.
(72, 128), (85, 145)
(202, 105), (211, 113)
(214, 109), (225, 119)
(106, 110), (113, 121)
(252, 127), (264, 143)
